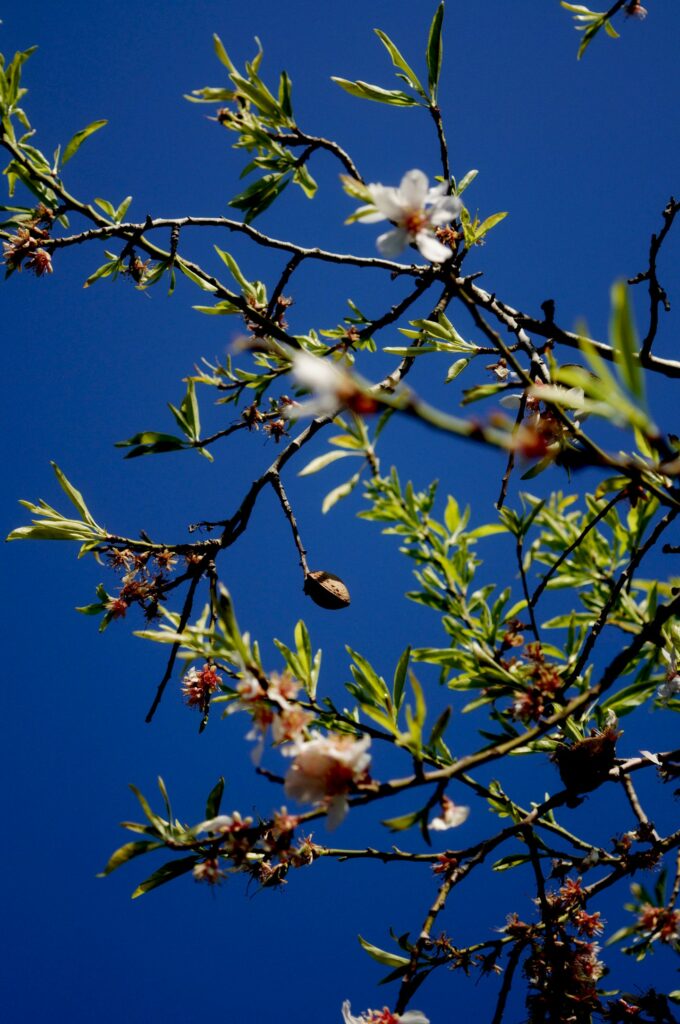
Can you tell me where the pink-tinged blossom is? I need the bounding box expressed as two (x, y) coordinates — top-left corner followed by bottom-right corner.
(271, 705), (312, 745)
(229, 670), (310, 759)
(192, 858), (225, 885)
(284, 732), (371, 829)
(341, 1000), (429, 1024)
(429, 795), (470, 832)
(354, 169), (461, 263)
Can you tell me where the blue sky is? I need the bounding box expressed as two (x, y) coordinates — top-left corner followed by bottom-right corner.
(3, 3), (680, 1022)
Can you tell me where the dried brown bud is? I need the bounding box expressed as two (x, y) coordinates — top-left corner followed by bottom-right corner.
(551, 728), (620, 794)
(303, 570), (350, 610)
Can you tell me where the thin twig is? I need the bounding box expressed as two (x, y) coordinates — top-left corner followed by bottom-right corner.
(530, 490), (624, 608)
(269, 473), (309, 575)
(628, 196), (680, 358)
(567, 507), (679, 687)
(490, 940), (527, 1024)
(620, 772), (660, 841)
(497, 394), (526, 509)
(145, 565), (205, 723)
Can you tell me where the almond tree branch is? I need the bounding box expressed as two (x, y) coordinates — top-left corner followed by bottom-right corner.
(628, 196), (680, 358)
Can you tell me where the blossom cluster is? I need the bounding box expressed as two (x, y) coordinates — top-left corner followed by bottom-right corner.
(2, 203), (54, 276)
(190, 806), (319, 888)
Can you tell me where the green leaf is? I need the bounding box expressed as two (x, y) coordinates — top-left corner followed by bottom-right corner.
(456, 169), (478, 195)
(83, 257), (122, 288)
(94, 197), (116, 218)
(61, 119), (107, 166)
(358, 935), (410, 969)
(322, 472), (361, 514)
(610, 281), (643, 401)
(213, 33), (236, 72)
(229, 173), (289, 222)
(214, 246), (252, 292)
(278, 70), (293, 119)
(175, 257), (218, 292)
(114, 431), (187, 458)
(114, 196), (133, 223)
(50, 462), (98, 527)
(471, 210), (507, 243)
(128, 784), (159, 827)
(445, 358), (470, 383)
(157, 776), (173, 822)
(393, 646), (410, 712)
(205, 777), (225, 819)
(131, 856), (198, 899)
(331, 78), (419, 106)
(298, 449), (355, 476)
(426, 2), (445, 99)
(373, 30), (426, 98)
(97, 840), (164, 877)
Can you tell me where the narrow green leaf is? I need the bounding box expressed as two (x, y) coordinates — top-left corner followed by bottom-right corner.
(374, 30), (425, 98)
(97, 840), (164, 877)
(94, 197), (116, 218)
(382, 808), (422, 832)
(321, 472), (361, 514)
(358, 935), (410, 969)
(445, 358), (469, 383)
(393, 646), (410, 712)
(50, 462), (98, 527)
(213, 33), (236, 72)
(331, 77), (419, 106)
(175, 258), (218, 292)
(610, 281), (643, 400)
(62, 119), (107, 166)
(298, 450), (354, 476)
(426, 2), (445, 99)
(205, 777), (225, 819)
(131, 856), (198, 899)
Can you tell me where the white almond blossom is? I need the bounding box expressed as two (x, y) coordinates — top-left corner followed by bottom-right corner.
(429, 795), (470, 831)
(355, 169), (461, 263)
(284, 350), (372, 420)
(283, 732), (371, 829)
(342, 1000), (429, 1024)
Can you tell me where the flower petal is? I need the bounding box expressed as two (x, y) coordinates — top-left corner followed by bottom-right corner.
(399, 169), (429, 208)
(414, 230), (452, 263)
(368, 184), (407, 222)
(341, 1001), (363, 1024)
(428, 194), (463, 225)
(376, 227), (409, 256)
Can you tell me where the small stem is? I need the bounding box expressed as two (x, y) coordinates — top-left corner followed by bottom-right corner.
(270, 473), (309, 575)
(517, 535), (540, 641)
(490, 940), (527, 1024)
(530, 491), (623, 609)
(145, 564), (206, 723)
(620, 772), (659, 841)
(497, 395), (526, 509)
